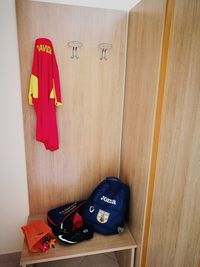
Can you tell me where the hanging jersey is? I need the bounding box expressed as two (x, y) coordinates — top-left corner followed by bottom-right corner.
(29, 38), (62, 151)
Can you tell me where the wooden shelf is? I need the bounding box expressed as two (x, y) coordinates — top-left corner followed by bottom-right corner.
(20, 214), (137, 267)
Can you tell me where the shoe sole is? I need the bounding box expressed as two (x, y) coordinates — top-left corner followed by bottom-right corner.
(58, 235), (77, 244)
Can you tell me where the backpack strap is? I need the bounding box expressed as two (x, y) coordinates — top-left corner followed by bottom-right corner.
(106, 176), (121, 182)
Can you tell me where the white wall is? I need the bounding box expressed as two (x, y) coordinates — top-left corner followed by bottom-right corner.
(0, 0), (29, 254)
(33, 0), (142, 11)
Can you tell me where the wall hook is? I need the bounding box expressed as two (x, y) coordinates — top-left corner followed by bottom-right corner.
(67, 41), (83, 59)
(98, 43), (112, 60)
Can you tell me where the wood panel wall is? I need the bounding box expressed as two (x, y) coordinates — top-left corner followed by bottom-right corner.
(16, 0), (200, 266)
(16, 0), (127, 214)
(147, 0), (200, 266)
(120, 0), (167, 266)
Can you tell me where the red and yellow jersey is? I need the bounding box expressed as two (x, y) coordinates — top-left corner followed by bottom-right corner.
(29, 38), (62, 107)
(29, 38), (62, 151)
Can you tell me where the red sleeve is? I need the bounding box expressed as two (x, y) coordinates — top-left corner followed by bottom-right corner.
(52, 49), (62, 106)
(32, 43), (39, 77)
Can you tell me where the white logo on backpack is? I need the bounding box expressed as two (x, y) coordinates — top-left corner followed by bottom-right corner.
(100, 195), (116, 205)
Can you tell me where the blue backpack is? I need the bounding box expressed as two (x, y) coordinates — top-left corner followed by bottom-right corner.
(82, 177), (130, 235)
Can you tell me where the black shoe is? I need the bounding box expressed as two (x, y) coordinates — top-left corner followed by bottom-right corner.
(57, 225), (93, 245)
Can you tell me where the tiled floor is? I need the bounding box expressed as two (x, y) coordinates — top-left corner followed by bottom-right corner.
(35, 253), (119, 267)
(0, 252), (20, 267)
(0, 252), (119, 267)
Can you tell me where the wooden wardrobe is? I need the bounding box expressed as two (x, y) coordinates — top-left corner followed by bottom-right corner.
(16, 0), (200, 266)
(122, 0), (200, 266)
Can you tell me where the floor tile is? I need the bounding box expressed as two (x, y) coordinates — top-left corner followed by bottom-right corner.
(0, 251), (119, 267)
(0, 263), (19, 267)
(80, 253), (119, 267)
(104, 252), (118, 261)
(35, 256), (84, 267)
(33, 253), (119, 267)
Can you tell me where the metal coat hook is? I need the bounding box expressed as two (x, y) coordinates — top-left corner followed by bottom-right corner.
(67, 41), (83, 59)
(98, 43), (112, 60)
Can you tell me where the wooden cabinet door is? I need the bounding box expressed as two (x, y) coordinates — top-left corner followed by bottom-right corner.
(147, 0), (200, 266)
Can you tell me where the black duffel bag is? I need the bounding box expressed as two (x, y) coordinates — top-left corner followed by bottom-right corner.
(47, 200), (85, 236)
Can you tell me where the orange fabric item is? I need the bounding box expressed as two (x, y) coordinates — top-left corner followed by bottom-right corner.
(21, 220), (55, 252)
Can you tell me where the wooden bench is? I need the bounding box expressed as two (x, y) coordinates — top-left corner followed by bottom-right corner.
(20, 214), (137, 267)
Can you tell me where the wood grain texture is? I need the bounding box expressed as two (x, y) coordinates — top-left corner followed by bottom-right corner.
(20, 214), (136, 266)
(120, 0), (167, 266)
(140, 0), (175, 266)
(116, 248), (135, 267)
(147, 0), (200, 266)
(16, 0), (127, 214)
